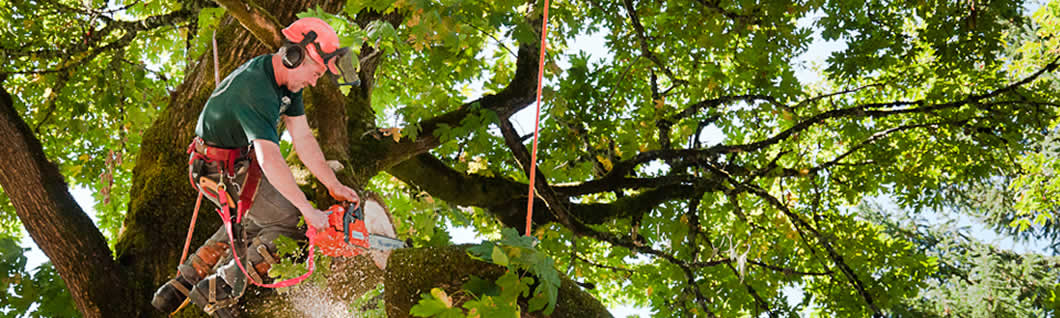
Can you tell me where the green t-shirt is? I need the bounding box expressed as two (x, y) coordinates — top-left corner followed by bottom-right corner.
(195, 54), (305, 148)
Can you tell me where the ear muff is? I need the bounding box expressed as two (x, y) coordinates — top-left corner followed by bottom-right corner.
(281, 31), (318, 70)
(281, 43), (304, 69)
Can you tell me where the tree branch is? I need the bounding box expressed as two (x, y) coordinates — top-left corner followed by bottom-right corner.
(725, 262), (776, 317)
(32, 71), (71, 134)
(386, 152), (712, 229)
(609, 59), (1060, 178)
(0, 76), (136, 317)
(667, 94), (784, 124)
(741, 181), (882, 315)
(497, 117), (577, 230)
(555, 175), (697, 196)
(212, 0), (284, 49)
(622, 0), (684, 86)
(692, 0), (762, 24)
(3, 5), (199, 73)
(379, 42), (540, 169)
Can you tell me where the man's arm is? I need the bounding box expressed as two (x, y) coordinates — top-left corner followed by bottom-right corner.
(284, 115), (360, 203)
(252, 139), (329, 229)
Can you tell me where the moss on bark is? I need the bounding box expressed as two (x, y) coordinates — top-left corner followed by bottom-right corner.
(385, 246), (612, 318)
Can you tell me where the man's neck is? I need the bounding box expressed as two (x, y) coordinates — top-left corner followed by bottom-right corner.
(271, 54), (288, 89)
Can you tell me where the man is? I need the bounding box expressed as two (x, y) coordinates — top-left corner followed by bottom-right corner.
(151, 17), (360, 317)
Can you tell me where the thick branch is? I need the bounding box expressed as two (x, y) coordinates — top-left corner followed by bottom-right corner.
(387, 154), (527, 208)
(386, 153), (710, 228)
(212, 0), (284, 48)
(0, 77), (136, 316)
(379, 43), (540, 168)
(611, 60), (1060, 178)
(570, 184), (699, 224)
(556, 175), (697, 196)
(498, 118), (575, 229)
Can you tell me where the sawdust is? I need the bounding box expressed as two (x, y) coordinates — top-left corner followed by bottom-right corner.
(277, 283), (352, 318)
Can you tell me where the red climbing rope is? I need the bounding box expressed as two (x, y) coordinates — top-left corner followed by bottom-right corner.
(177, 192), (204, 265)
(525, 0), (550, 237)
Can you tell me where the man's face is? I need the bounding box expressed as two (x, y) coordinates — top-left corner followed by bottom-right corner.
(288, 55), (326, 92)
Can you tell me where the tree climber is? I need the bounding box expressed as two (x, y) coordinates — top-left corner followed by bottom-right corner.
(151, 17), (361, 317)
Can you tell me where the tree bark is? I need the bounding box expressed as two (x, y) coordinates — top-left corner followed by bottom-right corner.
(385, 246), (613, 318)
(0, 78), (136, 316)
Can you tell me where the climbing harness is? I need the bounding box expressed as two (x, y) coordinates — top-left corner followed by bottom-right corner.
(182, 137), (311, 289)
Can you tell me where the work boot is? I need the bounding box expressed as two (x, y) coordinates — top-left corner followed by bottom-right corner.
(151, 242), (229, 314)
(188, 276), (239, 318)
(151, 273), (196, 313)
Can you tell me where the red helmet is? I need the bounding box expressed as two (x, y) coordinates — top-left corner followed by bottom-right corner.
(282, 17), (345, 75)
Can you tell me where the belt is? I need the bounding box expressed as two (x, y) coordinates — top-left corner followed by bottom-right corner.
(188, 137), (251, 163)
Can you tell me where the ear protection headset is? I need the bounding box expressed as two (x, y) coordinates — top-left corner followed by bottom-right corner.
(278, 27), (359, 86)
(281, 31), (318, 69)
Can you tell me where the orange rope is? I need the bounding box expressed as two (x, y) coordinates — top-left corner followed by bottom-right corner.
(178, 191), (203, 264)
(525, 0), (551, 237)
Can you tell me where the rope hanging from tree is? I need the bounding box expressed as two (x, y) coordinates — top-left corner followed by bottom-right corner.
(178, 30), (223, 265)
(525, 0), (550, 237)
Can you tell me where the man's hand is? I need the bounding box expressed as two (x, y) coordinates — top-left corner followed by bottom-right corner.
(328, 184), (361, 207)
(300, 206), (330, 231)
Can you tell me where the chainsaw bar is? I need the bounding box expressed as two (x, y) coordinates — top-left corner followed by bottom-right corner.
(368, 235), (406, 251)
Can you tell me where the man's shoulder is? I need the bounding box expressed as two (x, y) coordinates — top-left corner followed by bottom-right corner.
(214, 55), (277, 98)
(229, 55), (274, 85)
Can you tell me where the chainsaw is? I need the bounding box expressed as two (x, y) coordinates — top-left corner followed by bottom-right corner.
(315, 202), (405, 257)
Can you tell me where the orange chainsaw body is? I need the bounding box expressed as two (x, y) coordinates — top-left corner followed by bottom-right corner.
(316, 204), (370, 257)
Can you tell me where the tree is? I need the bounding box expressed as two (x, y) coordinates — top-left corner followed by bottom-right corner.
(1, 0), (1059, 317)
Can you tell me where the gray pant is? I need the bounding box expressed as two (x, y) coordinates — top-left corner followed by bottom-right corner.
(187, 155), (303, 297)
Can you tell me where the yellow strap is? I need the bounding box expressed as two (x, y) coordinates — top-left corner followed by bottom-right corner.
(198, 176), (236, 209)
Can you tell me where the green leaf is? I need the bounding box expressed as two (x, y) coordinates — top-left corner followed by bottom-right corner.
(491, 245), (509, 267)
(410, 288), (463, 317)
(462, 275), (500, 297)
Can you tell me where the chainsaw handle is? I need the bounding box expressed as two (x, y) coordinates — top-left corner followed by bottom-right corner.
(328, 187), (361, 209)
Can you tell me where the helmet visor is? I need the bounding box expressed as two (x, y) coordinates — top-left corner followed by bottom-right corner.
(320, 46), (360, 87)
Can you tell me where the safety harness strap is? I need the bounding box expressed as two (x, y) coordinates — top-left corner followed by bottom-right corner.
(169, 279), (192, 297)
(221, 212), (319, 289)
(183, 137), (317, 289)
